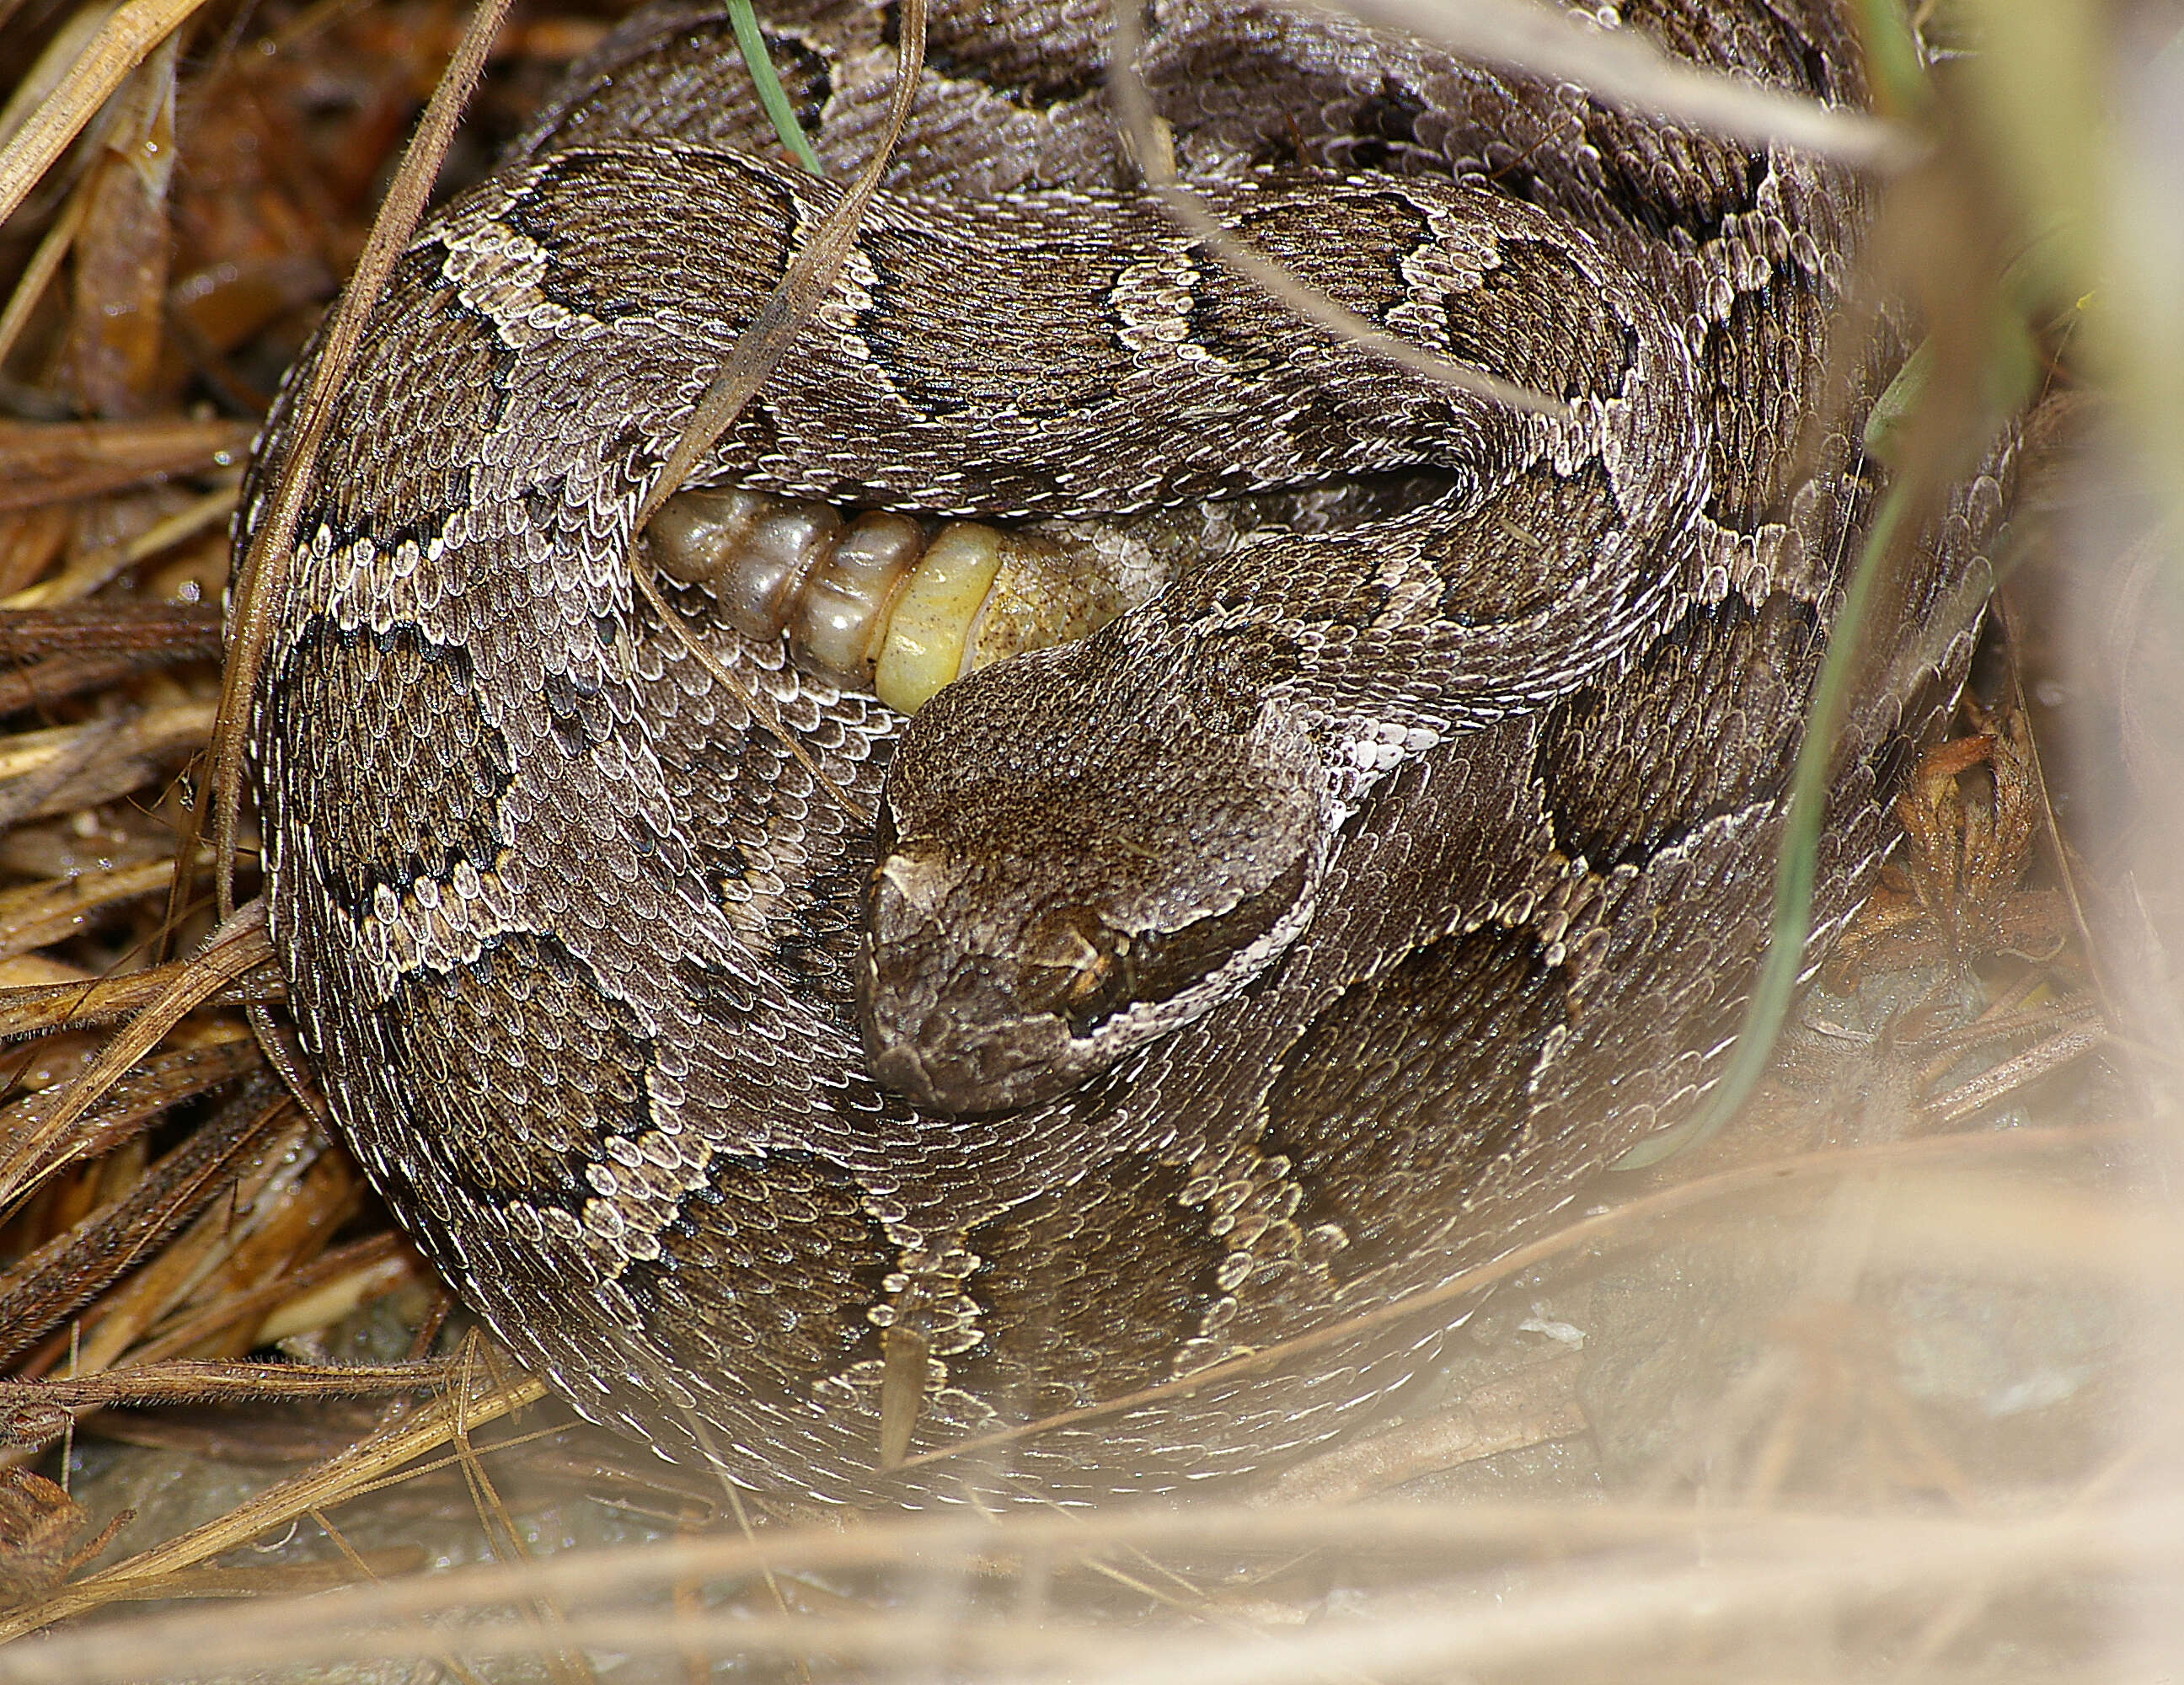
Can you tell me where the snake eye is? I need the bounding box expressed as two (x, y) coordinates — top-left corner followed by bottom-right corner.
(1018, 907), (1132, 1030)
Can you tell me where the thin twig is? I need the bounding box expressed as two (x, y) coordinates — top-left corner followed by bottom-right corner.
(0, 0), (211, 227)
(1107, 3), (1569, 422)
(209, 0), (516, 928)
(618, 0), (930, 826)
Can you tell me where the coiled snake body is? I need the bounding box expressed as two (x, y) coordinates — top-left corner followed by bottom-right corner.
(244, 0), (2000, 1503)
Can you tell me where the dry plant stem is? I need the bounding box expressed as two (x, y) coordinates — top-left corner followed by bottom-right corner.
(1919, 1020), (2105, 1125)
(629, 0), (924, 531)
(9, 487), (236, 607)
(0, 650), (211, 714)
(59, 1112), (313, 1377)
(0, 417), (254, 512)
(447, 1427), (597, 1685)
(0, 716), (214, 826)
(0, 1088), (286, 1369)
(95, 1549), (430, 1602)
(0, 0), (211, 227)
(1105, 3), (1567, 421)
(439, 1340), (595, 1685)
(0, 953), (281, 1040)
(1, 1495), (2173, 1682)
(0, 1367), (549, 1645)
(1849, 1164), (2151, 1278)
(1989, 584), (2117, 1025)
(3, 1356), (458, 1422)
(0, 905), (270, 1205)
(897, 1120), (2120, 1473)
(623, 0), (930, 829)
(61, 31), (176, 420)
(120, 1232), (407, 1366)
(1910, 998), (2099, 1058)
(0, 719), (126, 835)
(0, 1042), (265, 1187)
(305, 1510), (495, 1685)
(0, 186), (88, 372)
(210, 0), (516, 929)
(247, 1234), (413, 1345)
(1255, 1354), (1590, 1504)
(1319, 0), (1912, 165)
(0, 859), (188, 955)
(0, 601), (222, 661)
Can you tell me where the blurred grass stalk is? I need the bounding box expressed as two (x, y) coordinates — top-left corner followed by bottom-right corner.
(1955, 0), (2184, 1676)
(1960, 0), (2184, 489)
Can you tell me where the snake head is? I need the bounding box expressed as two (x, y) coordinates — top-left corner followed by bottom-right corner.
(859, 628), (1326, 1117)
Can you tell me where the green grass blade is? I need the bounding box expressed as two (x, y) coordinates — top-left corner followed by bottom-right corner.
(727, 0), (825, 177)
(1614, 477), (1915, 1170)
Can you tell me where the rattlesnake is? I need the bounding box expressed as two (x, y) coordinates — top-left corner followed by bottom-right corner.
(242, 0), (2001, 1506)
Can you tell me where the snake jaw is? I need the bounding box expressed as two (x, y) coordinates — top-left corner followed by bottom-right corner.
(859, 867), (1324, 1116)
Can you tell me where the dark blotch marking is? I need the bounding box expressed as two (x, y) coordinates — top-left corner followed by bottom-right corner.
(522, 17), (831, 158)
(768, 837), (875, 1011)
(500, 158), (670, 323)
(736, 27), (832, 133)
(950, 1156), (1228, 1417)
(1703, 274), (1829, 534)
(854, 233), (1120, 420)
(276, 617), (511, 917)
(1537, 591), (1819, 869)
(1186, 192), (1436, 372)
(380, 931), (652, 1198)
(620, 1151), (891, 1393)
(1341, 78), (1430, 171)
(500, 150), (808, 339)
(1443, 238), (1637, 404)
(1186, 620), (1303, 730)
(1231, 192), (1433, 323)
(542, 666), (607, 756)
(308, 247), (508, 545)
(1432, 459), (1620, 626)
(1263, 927), (1560, 1285)
(912, 6), (1105, 108)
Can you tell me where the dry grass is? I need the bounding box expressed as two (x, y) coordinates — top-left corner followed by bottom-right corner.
(0, 0), (2176, 1678)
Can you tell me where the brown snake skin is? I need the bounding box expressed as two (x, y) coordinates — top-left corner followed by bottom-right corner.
(243, 0), (2004, 1506)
